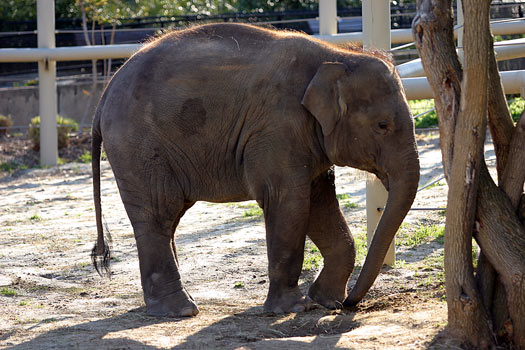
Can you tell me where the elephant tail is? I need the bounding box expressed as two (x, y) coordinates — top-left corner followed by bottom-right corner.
(91, 104), (112, 277)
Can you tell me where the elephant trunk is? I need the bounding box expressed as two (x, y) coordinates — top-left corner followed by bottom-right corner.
(344, 155), (419, 307)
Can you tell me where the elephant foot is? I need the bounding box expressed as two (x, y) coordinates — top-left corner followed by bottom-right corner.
(145, 288), (199, 317)
(263, 286), (313, 314)
(308, 277), (346, 310)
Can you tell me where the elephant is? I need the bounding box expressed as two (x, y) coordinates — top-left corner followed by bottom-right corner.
(91, 23), (420, 317)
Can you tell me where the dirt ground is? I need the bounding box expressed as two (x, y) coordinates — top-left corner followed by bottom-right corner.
(0, 131), (495, 349)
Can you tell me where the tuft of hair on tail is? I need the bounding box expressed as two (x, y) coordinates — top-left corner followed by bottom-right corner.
(91, 221), (112, 278)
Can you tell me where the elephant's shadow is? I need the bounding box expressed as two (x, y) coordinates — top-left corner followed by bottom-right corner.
(3, 304), (361, 349)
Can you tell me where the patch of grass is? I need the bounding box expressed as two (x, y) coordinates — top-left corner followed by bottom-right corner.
(76, 150), (92, 163)
(409, 99), (438, 128)
(508, 98), (525, 122)
(302, 241), (323, 271)
(397, 224), (445, 248)
(240, 203), (263, 218)
(354, 229), (368, 266)
(233, 281), (244, 289)
(77, 261), (90, 268)
(394, 259), (410, 269)
(29, 214), (42, 222)
(421, 253), (445, 287)
(18, 300), (29, 306)
(337, 193), (360, 209)
(1, 287), (17, 297)
(0, 161), (28, 173)
(344, 202), (358, 209)
(28, 115), (78, 150)
(0, 114), (13, 136)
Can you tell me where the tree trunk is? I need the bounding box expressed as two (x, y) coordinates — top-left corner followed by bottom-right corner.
(442, 1), (493, 346)
(414, 0), (525, 347)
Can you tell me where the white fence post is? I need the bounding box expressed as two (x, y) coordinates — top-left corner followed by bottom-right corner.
(37, 0), (58, 166)
(362, 0), (395, 266)
(319, 0), (337, 35)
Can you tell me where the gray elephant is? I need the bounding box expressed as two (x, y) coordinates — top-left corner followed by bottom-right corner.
(91, 23), (420, 317)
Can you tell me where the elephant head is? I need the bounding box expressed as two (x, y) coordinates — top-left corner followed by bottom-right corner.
(302, 57), (420, 306)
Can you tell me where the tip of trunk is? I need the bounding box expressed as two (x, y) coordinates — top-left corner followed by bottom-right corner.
(344, 171), (419, 306)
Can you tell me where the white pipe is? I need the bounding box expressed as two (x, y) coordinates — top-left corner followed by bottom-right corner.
(402, 70), (525, 100)
(312, 18), (525, 45)
(1, 20), (524, 63)
(37, 0), (58, 166)
(319, 0), (337, 35)
(0, 44), (141, 62)
(398, 39), (525, 78)
(457, 0), (464, 49)
(494, 39), (525, 61)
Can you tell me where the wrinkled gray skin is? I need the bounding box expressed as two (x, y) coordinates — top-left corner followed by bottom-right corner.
(92, 23), (420, 317)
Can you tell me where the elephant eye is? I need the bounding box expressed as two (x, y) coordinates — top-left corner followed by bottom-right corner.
(376, 121), (391, 135)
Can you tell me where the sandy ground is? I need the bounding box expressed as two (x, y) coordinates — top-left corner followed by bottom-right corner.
(0, 132), (495, 349)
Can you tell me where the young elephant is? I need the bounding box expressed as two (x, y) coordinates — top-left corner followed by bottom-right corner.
(91, 23), (420, 317)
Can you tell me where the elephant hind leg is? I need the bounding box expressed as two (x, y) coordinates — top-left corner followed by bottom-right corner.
(116, 169), (198, 317)
(131, 210), (199, 318)
(306, 170), (356, 309)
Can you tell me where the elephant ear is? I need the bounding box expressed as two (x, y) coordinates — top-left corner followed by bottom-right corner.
(301, 62), (348, 136)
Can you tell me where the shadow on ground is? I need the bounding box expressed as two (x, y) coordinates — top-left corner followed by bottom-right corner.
(3, 305), (360, 350)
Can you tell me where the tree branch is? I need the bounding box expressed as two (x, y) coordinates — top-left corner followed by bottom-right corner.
(412, 0), (462, 181)
(501, 113), (525, 208)
(486, 27), (515, 182)
(476, 164), (525, 347)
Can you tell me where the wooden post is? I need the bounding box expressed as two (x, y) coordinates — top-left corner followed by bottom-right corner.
(362, 0), (395, 266)
(37, 0), (58, 166)
(319, 0), (337, 35)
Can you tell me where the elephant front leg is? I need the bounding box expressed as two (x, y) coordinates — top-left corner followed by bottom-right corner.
(263, 188), (313, 314)
(307, 170), (356, 309)
(134, 224), (199, 317)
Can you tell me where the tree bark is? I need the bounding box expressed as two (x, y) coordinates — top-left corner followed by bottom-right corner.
(412, 0), (461, 182)
(486, 28), (515, 182)
(442, 2), (493, 346)
(476, 164), (525, 346)
(501, 114), (525, 208)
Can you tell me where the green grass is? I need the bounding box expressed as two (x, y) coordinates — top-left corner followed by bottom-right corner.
(344, 202), (358, 209)
(302, 241), (323, 271)
(239, 203), (264, 218)
(29, 214), (42, 222)
(397, 224), (445, 247)
(337, 193), (360, 209)
(76, 150), (92, 163)
(408, 98), (524, 128)
(409, 99), (438, 128)
(508, 98), (525, 122)
(1, 287), (17, 297)
(354, 229), (368, 266)
(0, 161), (28, 173)
(233, 281), (244, 289)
